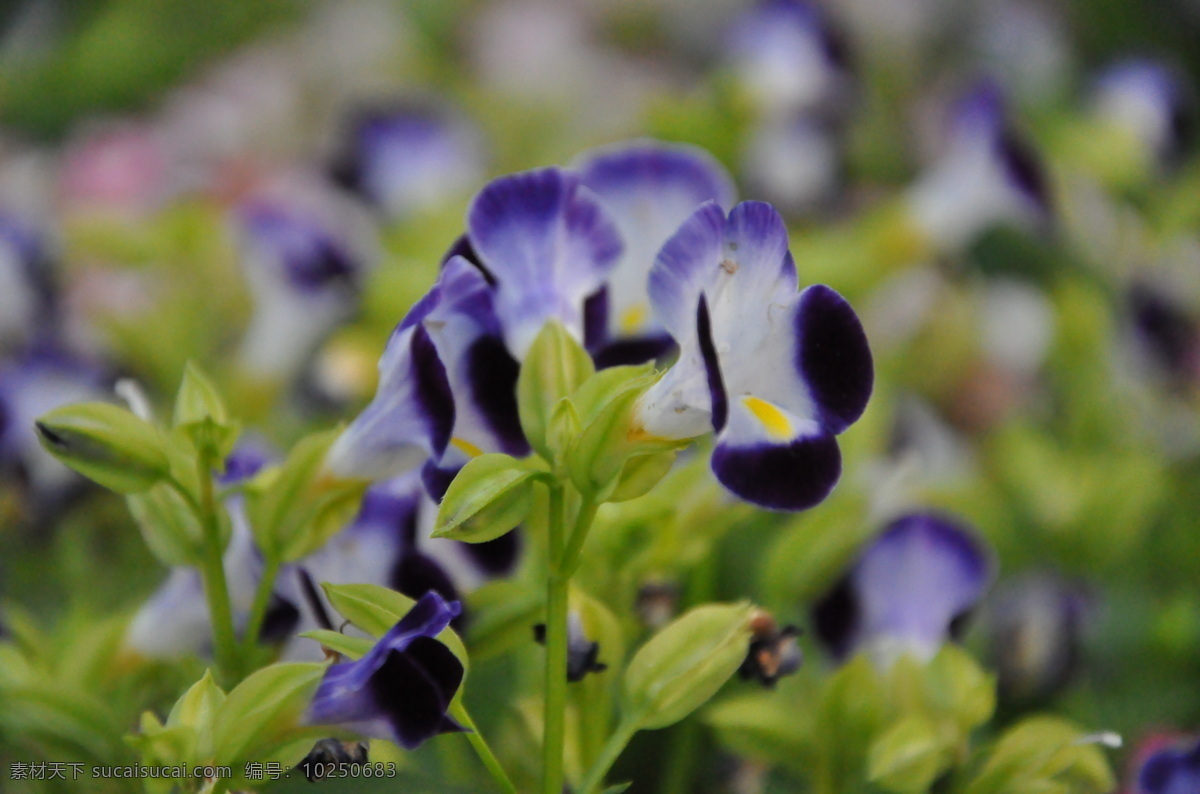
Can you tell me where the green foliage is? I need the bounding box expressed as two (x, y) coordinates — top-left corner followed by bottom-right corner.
(35, 402), (170, 494)
(432, 453), (544, 543)
(243, 428), (368, 563)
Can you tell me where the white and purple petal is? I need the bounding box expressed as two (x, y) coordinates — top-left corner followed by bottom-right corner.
(906, 82), (1049, 251)
(711, 403), (842, 511)
(235, 198), (372, 381)
(727, 0), (847, 114)
(0, 345), (108, 497)
(814, 513), (992, 665)
(333, 104), (484, 220)
(466, 167), (623, 358)
(576, 140), (735, 349)
(1093, 59), (1192, 167)
(325, 322), (454, 479)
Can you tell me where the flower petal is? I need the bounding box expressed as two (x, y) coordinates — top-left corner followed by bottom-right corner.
(326, 324), (454, 479)
(710, 398), (841, 511)
(646, 200), (726, 342)
(577, 140), (735, 341)
(467, 167), (623, 358)
(794, 284), (873, 434)
(851, 513), (991, 662)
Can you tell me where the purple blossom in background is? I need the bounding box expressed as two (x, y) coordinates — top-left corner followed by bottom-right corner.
(813, 512), (991, 666)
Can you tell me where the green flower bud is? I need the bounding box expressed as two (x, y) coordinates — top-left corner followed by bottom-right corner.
(623, 601), (756, 730)
(36, 402), (170, 494)
(518, 320), (594, 463)
(432, 453), (543, 543)
(173, 361), (240, 462)
(565, 365), (681, 502)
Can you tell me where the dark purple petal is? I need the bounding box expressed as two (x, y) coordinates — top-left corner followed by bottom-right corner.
(420, 459), (459, 503)
(240, 204), (360, 293)
(996, 130), (1050, 215)
(402, 635), (466, 707)
(390, 553), (464, 626)
(463, 334), (528, 456)
(811, 574), (859, 660)
(411, 325), (455, 458)
(697, 295), (727, 433)
(710, 426), (841, 511)
(583, 287), (609, 352)
(460, 530), (522, 577)
(219, 436), (278, 485)
(794, 285), (873, 434)
(647, 201), (726, 341)
(591, 333), (677, 369)
(368, 646), (460, 749)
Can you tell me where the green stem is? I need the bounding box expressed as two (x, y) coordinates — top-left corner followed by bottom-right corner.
(577, 712), (643, 794)
(194, 452), (240, 683)
(561, 498), (599, 579)
(450, 702), (519, 794)
(239, 556), (281, 659)
(542, 483), (569, 794)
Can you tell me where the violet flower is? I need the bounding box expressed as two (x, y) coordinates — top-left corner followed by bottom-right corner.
(813, 513), (992, 666)
(306, 591), (465, 750)
(633, 200), (873, 510)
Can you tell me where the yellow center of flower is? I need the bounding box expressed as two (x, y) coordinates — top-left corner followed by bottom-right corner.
(620, 303), (649, 334)
(742, 396), (793, 440)
(450, 437), (483, 457)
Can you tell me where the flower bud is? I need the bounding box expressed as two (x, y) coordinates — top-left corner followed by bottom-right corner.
(35, 402), (169, 494)
(623, 601), (756, 730)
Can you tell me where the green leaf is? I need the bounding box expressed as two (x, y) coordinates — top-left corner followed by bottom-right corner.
(211, 662), (326, 767)
(35, 402), (170, 493)
(966, 717), (1116, 794)
(623, 602), (755, 730)
(244, 428), (368, 562)
(705, 692), (816, 773)
(517, 320), (595, 462)
(173, 361), (240, 461)
(867, 715), (951, 793)
(601, 785), (632, 794)
(321, 583), (469, 676)
(126, 482), (205, 566)
(432, 453), (541, 543)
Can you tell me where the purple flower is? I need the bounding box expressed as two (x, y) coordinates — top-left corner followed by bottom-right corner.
(575, 140), (736, 367)
(306, 591), (466, 749)
(813, 513), (992, 666)
(333, 105), (485, 220)
(906, 82), (1049, 251)
(0, 345), (107, 497)
(465, 167), (623, 359)
(326, 255), (527, 481)
(1138, 738), (1200, 794)
(0, 216), (56, 347)
(234, 188), (376, 382)
(1092, 59), (1192, 169)
(633, 200), (873, 511)
(727, 0), (847, 114)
